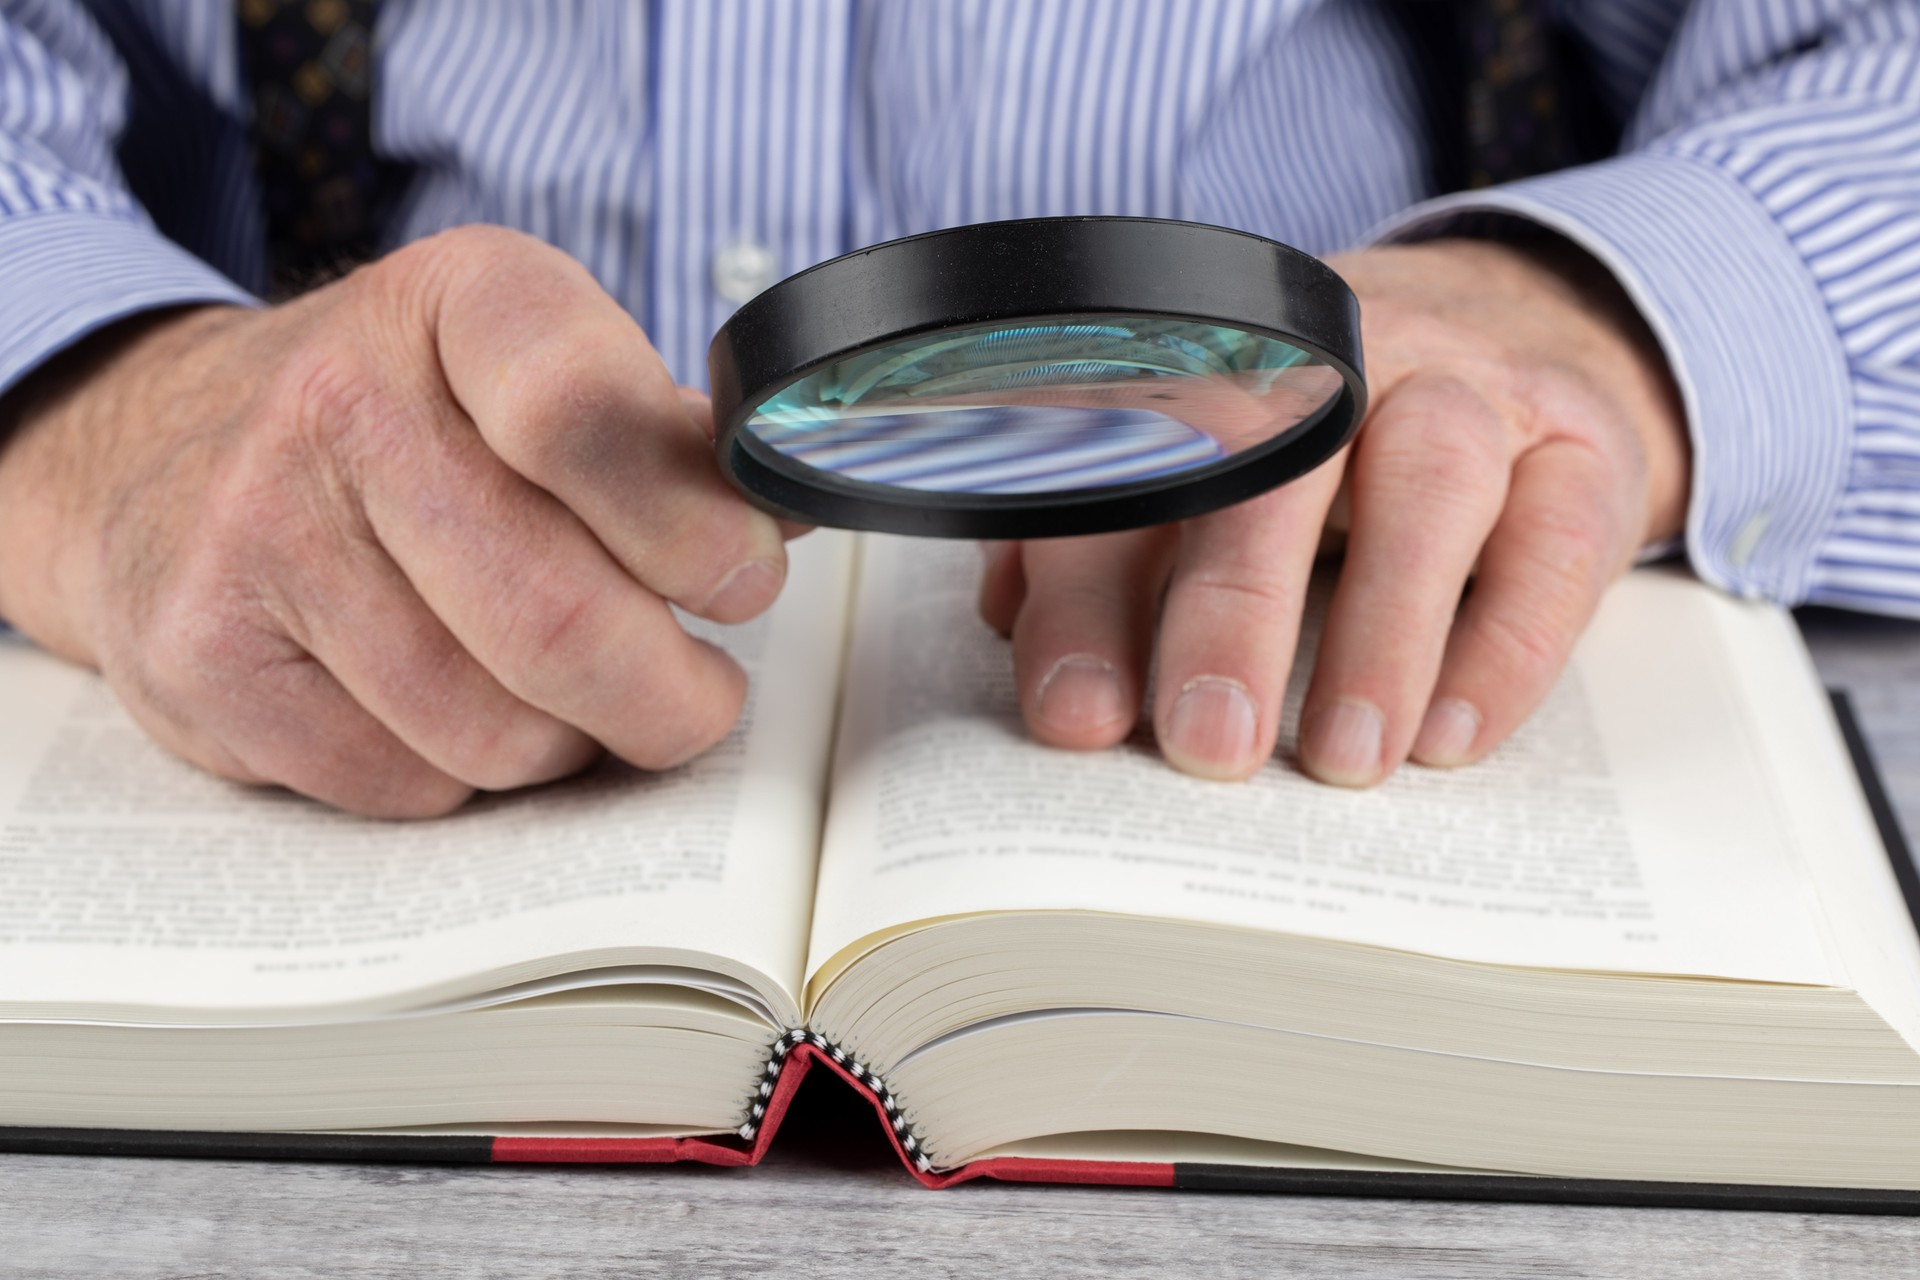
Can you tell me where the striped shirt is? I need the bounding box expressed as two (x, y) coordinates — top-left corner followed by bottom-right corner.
(1, 0), (1917, 614)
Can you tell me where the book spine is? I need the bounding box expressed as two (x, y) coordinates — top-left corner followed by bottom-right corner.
(741, 1029), (933, 1171)
(765, 1035), (1177, 1190)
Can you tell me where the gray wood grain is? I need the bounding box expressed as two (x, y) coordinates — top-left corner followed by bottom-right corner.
(3, 612), (1917, 1280)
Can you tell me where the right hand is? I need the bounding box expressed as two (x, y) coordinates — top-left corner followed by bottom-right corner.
(0, 226), (789, 817)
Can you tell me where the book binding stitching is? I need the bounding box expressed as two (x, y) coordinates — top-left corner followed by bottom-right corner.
(739, 1028), (935, 1173)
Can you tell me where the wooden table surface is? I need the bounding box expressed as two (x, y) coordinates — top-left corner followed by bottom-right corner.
(6, 609), (1920, 1280)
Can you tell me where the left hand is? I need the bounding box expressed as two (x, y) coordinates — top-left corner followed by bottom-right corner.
(977, 236), (1691, 785)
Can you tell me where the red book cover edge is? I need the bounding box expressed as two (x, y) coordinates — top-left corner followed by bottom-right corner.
(489, 1041), (1177, 1189)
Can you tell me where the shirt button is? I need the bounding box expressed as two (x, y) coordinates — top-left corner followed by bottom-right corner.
(712, 241), (777, 303)
(1728, 511), (1771, 570)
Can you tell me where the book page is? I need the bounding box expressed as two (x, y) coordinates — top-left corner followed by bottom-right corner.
(805, 537), (1838, 995)
(0, 533), (856, 1026)
(1700, 593), (1920, 1049)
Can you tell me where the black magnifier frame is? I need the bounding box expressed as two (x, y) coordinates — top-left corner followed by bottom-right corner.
(708, 216), (1366, 540)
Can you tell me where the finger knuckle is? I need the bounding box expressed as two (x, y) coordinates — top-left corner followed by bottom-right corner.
(1546, 518), (1614, 585)
(450, 716), (595, 792)
(1181, 571), (1296, 621)
(430, 222), (543, 260)
(384, 223), (554, 290)
(486, 330), (654, 483)
(1513, 363), (1619, 440)
(619, 660), (745, 772)
(406, 224), (607, 345)
(497, 581), (618, 688)
(256, 695), (474, 817)
(191, 749), (267, 787)
(334, 765), (474, 820)
(1416, 425), (1506, 493)
(1473, 605), (1571, 682)
(371, 225), (596, 363)
(623, 702), (739, 772)
(272, 345), (446, 499)
(141, 594), (287, 708)
(261, 334), (378, 447)
(1365, 389), (1506, 511)
(1510, 498), (1619, 589)
(186, 358), (389, 625)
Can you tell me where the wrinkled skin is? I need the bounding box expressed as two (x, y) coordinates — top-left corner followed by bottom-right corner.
(0, 229), (1687, 815)
(978, 237), (1689, 786)
(0, 226), (789, 817)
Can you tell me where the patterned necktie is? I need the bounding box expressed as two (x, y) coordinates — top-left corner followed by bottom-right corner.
(1457, 0), (1607, 188)
(1390, 0), (1613, 192)
(238, 0), (383, 295)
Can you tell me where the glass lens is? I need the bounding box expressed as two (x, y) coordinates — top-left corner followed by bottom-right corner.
(742, 317), (1345, 495)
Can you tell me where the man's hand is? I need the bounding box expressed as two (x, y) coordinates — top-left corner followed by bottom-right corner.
(0, 226), (788, 817)
(979, 237), (1690, 785)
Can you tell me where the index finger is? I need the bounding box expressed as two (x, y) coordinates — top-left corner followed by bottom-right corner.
(1150, 452), (1347, 780)
(420, 227), (789, 623)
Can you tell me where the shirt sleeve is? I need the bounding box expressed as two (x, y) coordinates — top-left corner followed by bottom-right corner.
(0, 0), (255, 402)
(1368, 0), (1920, 616)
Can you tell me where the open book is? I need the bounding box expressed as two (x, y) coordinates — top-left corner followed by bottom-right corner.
(4, 533), (1920, 1211)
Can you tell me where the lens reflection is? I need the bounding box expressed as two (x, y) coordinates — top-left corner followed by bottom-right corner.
(744, 318), (1344, 495)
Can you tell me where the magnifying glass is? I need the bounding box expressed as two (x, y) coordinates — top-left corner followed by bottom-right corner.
(708, 217), (1365, 539)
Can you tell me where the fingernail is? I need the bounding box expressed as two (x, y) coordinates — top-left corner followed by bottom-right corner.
(701, 557), (784, 623)
(1301, 697), (1384, 786)
(1035, 655), (1127, 738)
(1413, 697), (1481, 767)
(1164, 677), (1260, 778)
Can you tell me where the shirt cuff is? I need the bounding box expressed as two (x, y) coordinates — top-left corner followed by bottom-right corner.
(0, 212), (258, 401)
(1364, 151), (1853, 606)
